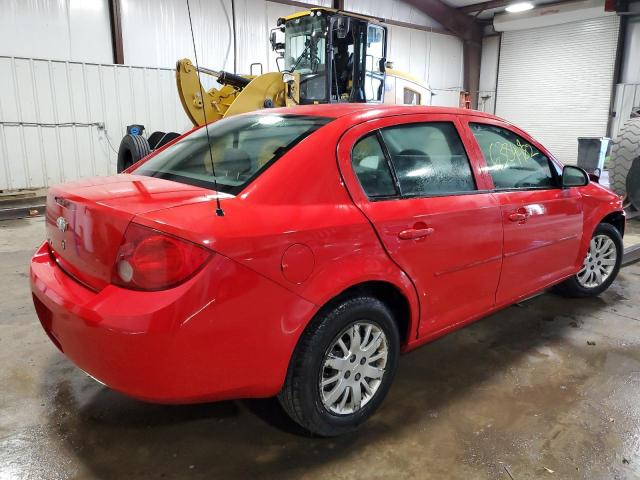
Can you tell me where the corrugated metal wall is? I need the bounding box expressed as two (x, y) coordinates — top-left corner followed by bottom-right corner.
(120, 0), (236, 70)
(387, 25), (464, 107)
(0, 0), (465, 190)
(495, 15), (620, 165)
(0, 0), (113, 63)
(611, 83), (640, 139)
(344, 0), (463, 107)
(0, 57), (189, 190)
(344, 0), (443, 29)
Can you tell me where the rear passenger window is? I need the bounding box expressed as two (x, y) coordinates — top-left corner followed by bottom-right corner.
(351, 134), (397, 198)
(470, 123), (555, 190)
(379, 122), (476, 197)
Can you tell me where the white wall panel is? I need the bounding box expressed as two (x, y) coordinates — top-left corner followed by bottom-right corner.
(495, 16), (620, 164)
(120, 0), (234, 71)
(344, 0), (443, 29)
(120, 0), (297, 74)
(0, 0), (112, 63)
(265, 2), (300, 73)
(235, 0), (270, 74)
(386, 24), (463, 107)
(428, 32), (464, 107)
(478, 35), (500, 113)
(0, 57), (190, 190)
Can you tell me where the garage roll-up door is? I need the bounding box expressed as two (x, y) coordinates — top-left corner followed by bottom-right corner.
(495, 16), (620, 165)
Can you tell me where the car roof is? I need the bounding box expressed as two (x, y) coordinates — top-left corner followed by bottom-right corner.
(264, 103), (504, 123)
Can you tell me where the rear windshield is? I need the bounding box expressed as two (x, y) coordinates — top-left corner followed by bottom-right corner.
(133, 114), (332, 194)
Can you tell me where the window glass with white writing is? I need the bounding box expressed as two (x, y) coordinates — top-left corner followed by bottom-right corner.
(470, 123), (555, 190)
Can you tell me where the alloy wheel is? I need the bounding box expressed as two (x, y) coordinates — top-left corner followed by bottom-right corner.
(319, 322), (388, 415)
(577, 234), (617, 289)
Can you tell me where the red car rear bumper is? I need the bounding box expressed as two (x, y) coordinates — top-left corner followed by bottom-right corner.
(30, 241), (317, 403)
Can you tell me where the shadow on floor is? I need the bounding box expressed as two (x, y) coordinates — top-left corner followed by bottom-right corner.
(43, 292), (617, 479)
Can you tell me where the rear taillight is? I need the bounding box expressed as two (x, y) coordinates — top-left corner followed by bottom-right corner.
(112, 223), (211, 291)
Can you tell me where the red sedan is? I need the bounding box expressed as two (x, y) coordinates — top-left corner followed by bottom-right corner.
(31, 105), (625, 436)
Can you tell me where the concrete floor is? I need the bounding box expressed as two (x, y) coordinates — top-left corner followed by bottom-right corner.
(1, 217), (640, 480)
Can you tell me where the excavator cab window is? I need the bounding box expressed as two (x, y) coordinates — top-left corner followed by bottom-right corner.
(283, 11), (387, 105)
(365, 25), (385, 102)
(329, 16), (386, 103)
(330, 16), (357, 101)
(284, 14), (328, 103)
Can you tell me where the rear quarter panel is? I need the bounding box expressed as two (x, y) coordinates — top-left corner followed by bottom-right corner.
(136, 115), (420, 345)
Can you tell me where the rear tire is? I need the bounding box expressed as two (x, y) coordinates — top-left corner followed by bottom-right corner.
(117, 134), (150, 173)
(555, 223), (623, 298)
(279, 296), (399, 437)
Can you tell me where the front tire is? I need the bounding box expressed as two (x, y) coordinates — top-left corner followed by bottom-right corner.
(279, 296), (399, 437)
(556, 223), (623, 297)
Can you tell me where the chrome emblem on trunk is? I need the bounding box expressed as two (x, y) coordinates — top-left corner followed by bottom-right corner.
(56, 216), (68, 232)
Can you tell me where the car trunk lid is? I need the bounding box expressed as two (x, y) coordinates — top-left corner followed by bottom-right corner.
(46, 174), (226, 291)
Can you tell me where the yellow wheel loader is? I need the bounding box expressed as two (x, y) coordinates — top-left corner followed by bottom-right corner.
(117, 7), (431, 171)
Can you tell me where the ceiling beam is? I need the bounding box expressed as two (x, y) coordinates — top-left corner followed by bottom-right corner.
(402, 0), (483, 42)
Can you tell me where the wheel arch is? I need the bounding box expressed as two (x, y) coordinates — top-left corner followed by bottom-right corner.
(317, 280), (413, 346)
(279, 277), (417, 398)
(599, 210), (626, 238)
(296, 274), (419, 357)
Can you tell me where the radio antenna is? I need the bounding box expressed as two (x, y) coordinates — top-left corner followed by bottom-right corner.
(186, 0), (224, 217)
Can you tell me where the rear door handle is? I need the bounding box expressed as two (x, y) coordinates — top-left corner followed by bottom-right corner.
(398, 227), (434, 240)
(508, 212), (527, 222)
(508, 207), (529, 222)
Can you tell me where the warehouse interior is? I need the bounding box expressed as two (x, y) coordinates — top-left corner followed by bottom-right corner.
(1, 0), (640, 478)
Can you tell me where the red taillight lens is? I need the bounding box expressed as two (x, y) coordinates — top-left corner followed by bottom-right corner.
(112, 223), (211, 291)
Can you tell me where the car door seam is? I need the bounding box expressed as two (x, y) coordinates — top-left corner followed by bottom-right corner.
(334, 129), (422, 340)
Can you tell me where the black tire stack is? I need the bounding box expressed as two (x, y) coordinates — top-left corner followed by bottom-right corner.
(117, 134), (151, 173)
(117, 131), (181, 173)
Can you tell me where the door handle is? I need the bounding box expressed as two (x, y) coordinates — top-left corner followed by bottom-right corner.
(508, 208), (529, 222)
(398, 227), (434, 240)
(508, 212), (527, 222)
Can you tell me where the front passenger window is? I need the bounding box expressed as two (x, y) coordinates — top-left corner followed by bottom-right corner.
(470, 123), (555, 190)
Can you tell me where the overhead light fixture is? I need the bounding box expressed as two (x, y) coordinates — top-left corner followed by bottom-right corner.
(505, 2), (534, 12)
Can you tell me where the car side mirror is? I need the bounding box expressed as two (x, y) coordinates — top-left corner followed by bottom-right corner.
(562, 165), (589, 188)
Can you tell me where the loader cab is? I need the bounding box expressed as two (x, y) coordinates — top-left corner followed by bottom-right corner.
(273, 9), (387, 105)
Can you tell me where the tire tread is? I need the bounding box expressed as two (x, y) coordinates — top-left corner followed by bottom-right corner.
(610, 117), (640, 197)
(279, 296), (397, 436)
(555, 223), (623, 298)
